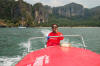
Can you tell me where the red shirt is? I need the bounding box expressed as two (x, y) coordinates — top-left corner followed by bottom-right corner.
(47, 32), (64, 47)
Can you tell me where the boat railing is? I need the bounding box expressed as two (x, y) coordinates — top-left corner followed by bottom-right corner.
(27, 35), (87, 52)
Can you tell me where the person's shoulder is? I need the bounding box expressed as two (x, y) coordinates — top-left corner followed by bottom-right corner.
(48, 32), (53, 35)
(49, 32), (53, 34)
(58, 32), (63, 34)
(57, 32), (63, 35)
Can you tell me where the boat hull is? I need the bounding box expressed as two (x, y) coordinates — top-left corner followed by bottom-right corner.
(16, 46), (100, 66)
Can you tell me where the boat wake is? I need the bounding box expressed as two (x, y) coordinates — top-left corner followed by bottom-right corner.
(0, 42), (29, 66)
(0, 56), (21, 66)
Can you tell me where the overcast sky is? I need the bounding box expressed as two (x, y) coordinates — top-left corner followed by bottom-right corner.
(24, 0), (100, 8)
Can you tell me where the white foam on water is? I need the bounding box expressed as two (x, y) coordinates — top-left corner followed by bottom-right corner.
(0, 42), (30, 66)
(40, 29), (51, 48)
(19, 42), (28, 50)
(41, 29), (51, 37)
(19, 42), (31, 56)
(0, 56), (21, 66)
(0, 41), (30, 66)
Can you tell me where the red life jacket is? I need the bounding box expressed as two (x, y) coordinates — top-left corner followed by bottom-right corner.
(47, 32), (64, 47)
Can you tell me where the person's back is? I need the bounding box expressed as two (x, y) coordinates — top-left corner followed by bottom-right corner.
(46, 24), (64, 47)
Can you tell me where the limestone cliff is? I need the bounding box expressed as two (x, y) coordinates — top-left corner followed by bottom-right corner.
(33, 3), (48, 24)
(53, 3), (84, 17)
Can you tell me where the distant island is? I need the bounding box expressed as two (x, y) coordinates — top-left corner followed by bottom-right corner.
(0, 0), (100, 27)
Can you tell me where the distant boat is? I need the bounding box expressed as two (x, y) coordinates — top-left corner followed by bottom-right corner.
(18, 20), (26, 28)
(18, 26), (26, 28)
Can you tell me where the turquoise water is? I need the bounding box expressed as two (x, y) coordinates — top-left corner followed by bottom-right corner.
(0, 27), (100, 66)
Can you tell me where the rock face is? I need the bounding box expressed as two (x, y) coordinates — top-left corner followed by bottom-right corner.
(33, 3), (85, 23)
(12, 0), (33, 26)
(33, 3), (48, 24)
(44, 5), (53, 14)
(53, 3), (84, 17)
(90, 6), (100, 19)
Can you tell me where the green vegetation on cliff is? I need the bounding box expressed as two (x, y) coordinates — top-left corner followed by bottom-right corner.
(0, 0), (100, 27)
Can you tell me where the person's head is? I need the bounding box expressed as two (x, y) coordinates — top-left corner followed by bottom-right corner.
(52, 24), (58, 33)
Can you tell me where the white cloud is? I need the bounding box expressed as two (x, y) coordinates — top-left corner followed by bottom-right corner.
(44, 0), (64, 7)
(24, 0), (100, 8)
(68, 0), (100, 8)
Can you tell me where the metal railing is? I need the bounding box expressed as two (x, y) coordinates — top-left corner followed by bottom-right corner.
(27, 35), (87, 52)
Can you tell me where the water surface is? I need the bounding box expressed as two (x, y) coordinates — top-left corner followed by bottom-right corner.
(0, 27), (100, 66)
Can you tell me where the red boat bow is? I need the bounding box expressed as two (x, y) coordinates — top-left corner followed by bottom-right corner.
(16, 46), (100, 66)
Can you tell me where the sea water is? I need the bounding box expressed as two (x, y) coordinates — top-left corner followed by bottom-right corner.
(0, 27), (100, 66)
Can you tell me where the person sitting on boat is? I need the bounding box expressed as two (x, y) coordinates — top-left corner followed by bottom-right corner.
(46, 24), (64, 47)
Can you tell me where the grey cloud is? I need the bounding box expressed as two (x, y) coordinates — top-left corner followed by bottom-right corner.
(24, 0), (100, 8)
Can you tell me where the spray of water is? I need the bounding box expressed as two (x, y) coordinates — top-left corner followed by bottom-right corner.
(0, 56), (21, 66)
(0, 41), (31, 66)
(19, 42), (29, 55)
(41, 29), (52, 47)
(40, 29), (51, 37)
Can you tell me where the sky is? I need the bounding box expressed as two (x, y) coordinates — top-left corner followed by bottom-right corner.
(24, 0), (100, 8)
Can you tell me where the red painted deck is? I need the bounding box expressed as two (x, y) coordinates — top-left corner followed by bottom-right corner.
(16, 46), (100, 66)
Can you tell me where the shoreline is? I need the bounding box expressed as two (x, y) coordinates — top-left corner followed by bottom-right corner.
(0, 27), (100, 28)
